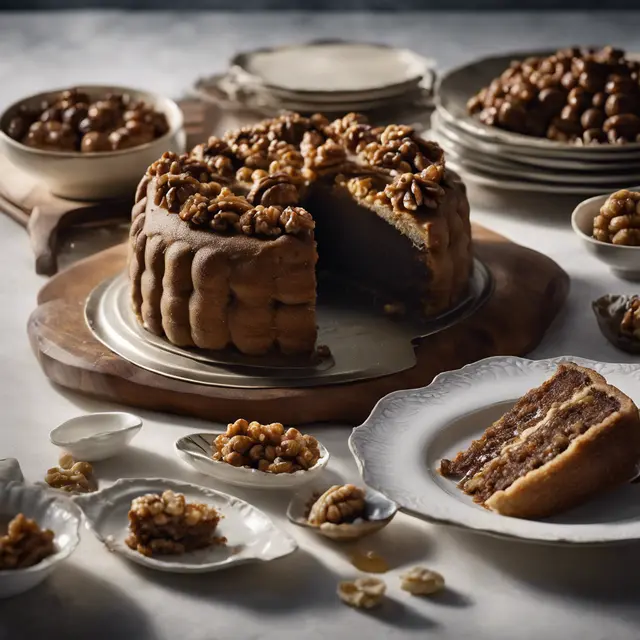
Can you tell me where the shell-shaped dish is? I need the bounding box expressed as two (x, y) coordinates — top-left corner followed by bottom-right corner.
(175, 432), (330, 490)
(286, 483), (397, 541)
(592, 295), (640, 354)
(0, 481), (82, 598)
(50, 412), (142, 461)
(73, 477), (297, 573)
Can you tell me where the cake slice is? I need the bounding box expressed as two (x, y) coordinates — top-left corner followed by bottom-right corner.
(440, 363), (640, 519)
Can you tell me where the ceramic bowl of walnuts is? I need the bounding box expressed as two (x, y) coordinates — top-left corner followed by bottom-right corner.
(572, 187), (640, 280)
(175, 419), (330, 489)
(0, 479), (82, 598)
(0, 85), (185, 200)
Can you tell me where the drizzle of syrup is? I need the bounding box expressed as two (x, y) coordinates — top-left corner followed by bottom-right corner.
(350, 550), (389, 574)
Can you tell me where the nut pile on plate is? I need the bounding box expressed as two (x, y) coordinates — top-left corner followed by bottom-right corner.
(5, 87), (169, 152)
(467, 46), (640, 144)
(0, 513), (55, 570)
(593, 189), (640, 245)
(212, 419), (321, 474)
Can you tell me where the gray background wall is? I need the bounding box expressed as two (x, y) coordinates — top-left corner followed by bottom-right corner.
(1, 0), (639, 9)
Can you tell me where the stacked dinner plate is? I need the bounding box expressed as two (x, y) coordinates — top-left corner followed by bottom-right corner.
(194, 41), (435, 121)
(431, 51), (640, 196)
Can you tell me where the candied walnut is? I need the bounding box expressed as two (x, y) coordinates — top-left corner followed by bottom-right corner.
(267, 112), (311, 144)
(247, 173), (299, 207)
(180, 193), (212, 225)
(280, 206), (315, 235)
(307, 484), (366, 525)
(191, 136), (232, 160)
(621, 298), (640, 337)
(337, 577), (386, 609)
(305, 139), (347, 173)
(0, 513), (55, 570)
(45, 454), (96, 493)
(326, 112), (369, 138)
(147, 151), (182, 177)
(205, 155), (235, 178)
(300, 129), (326, 156)
(593, 190), (640, 245)
(342, 124), (376, 153)
(125, 490), (222, 557)
(347, 176), (374, 199)
(384, 169), (446, 213)
(237, 205), (284, 237)
(211, 419), (321, 474)
(155, 173), (200, 213)
(268, 139), (305, 168)
(399, 567), (445, 596)
(236, 167), (269, 184)
(379, 123), (415, 145)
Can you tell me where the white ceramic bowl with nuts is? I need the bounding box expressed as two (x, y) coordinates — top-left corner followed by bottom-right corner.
(49, 412), (142, 462)
(0, 480), (82, 598)
(175, 432), (330, 490)
(572, 188), (640, 281)
(0, 85), (185, 200)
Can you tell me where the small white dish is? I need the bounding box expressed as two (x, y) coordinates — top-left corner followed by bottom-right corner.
(286, 483), (397, 541)
(50, 412), (142, 461)
(73, 478), (297, 573)
(0, 85), (185, 200)
(0, 481), (82, 598)
(349, 356), (640, 546)
(175, 432), (330, 490)
(572, 190), (640, 281)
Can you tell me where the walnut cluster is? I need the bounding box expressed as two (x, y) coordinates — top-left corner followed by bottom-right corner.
(0, 513), (55, 570)
(212, 419), (322, 474)
(307, 484), (366, 525)
(125, 490), (223, 557)
(384, 166), (446, 213)
(45, 453), (96, 493)
(621, 297), (640, 338)
(467, 46), (640, 144)
(593, 190), (640, 245)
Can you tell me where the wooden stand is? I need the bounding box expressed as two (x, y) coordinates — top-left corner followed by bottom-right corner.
(0, 100), (218, 276)
(28, 224), (569, 426)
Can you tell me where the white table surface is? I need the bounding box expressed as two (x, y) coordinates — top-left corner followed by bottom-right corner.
(1, 10), (640, 640)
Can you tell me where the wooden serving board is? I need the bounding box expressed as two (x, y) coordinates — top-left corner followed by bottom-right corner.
(27, 224), (569, 426)
(0, 100), (218, 276)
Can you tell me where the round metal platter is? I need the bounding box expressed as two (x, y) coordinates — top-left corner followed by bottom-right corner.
(84, 259), (493, 389)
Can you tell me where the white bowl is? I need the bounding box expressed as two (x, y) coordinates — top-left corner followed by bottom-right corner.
(175, 432), (330, 490)
(50, 412), (142, 461)
(0, 481), (82, 597)
(73, 477), (297, 573)
(571, 189), (640, 281)
(0, 85), (186, 200)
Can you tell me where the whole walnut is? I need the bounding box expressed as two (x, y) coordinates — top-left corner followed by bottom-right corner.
(247, 173), (299, 207)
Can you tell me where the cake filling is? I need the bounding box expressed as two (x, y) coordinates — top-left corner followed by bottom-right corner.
(465, 389), (621, 503)
(440, 365), (592, 479)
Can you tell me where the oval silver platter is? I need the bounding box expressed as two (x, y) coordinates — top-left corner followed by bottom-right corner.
(84, 259), (492, 389)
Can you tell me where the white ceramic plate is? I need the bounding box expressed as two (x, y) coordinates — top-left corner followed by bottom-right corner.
(175, 433), (330, 489)
(437, 51), (640, 154)
(349, 356), (640, 545)
(73, 478), (297, 572)
(571, 190), (640, 280)
(0, 481), (82, 597)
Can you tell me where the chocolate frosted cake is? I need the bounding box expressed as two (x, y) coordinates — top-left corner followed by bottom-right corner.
(129, 112), (472, 356)
(440, 363), (640, 518)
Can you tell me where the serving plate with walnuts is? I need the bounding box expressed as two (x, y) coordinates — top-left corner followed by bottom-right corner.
(175, 420), (330, 489)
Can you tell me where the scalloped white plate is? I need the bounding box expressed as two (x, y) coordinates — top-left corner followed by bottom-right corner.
(73, 478), (297, 572)
(175, 433), (330, 489)
(349, 356), (640, 545)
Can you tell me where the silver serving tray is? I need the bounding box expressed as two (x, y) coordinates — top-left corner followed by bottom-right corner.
(84, 259), (492, 389)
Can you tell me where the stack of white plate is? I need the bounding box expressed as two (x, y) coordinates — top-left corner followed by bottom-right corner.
(194, 41), (435, 119)
(431, 51), (640, 196)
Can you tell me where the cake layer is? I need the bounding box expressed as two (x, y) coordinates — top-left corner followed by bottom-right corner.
(129, 182), (318, 356)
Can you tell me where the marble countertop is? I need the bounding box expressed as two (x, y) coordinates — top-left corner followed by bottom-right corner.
(1, 10), (640, 640)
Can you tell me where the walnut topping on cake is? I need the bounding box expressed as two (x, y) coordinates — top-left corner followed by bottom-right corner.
(304, 138), (348, 173)
(238, 205), (283, 237)
(0, 513), (55, 570)
(247, 173), (299, 207)
(593, 190), (640, 245)
(384, 169), (446, 212)
(326, 112), (369, 138)
(347, 175), (374, 199)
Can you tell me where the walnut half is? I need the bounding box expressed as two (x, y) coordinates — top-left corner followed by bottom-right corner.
(307, 484), (366, 525)
(337, 577), (386, 609)
(399, 567), (445, 596)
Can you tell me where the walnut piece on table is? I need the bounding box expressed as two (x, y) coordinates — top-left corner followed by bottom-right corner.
(337, 577), (386, 609)
(0, 513), (55, 570)
(211, 419), (322, 474)
(400, 566), (446, 596)
(307, 484), (366, 526)
(45, 453), (96, 493)
(125, 489), (223, 557)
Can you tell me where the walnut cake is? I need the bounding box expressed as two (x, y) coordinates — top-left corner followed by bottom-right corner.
(129, 112), (472, 356)
(440, 362), (640, 518)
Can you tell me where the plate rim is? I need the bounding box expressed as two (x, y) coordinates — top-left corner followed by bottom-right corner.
(73, 477), (298, 571)
(349, 355), (640, 545)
